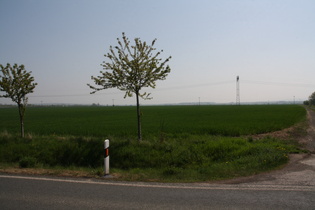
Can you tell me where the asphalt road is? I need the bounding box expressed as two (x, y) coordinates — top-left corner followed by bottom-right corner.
(0, 174), (314, 209)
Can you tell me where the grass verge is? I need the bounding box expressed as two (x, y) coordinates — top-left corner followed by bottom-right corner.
(0, 132), (305, 182)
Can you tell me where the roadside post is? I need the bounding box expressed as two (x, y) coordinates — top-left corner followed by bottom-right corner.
(104, 139), (110, 176)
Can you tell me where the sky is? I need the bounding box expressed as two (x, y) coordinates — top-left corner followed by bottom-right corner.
(0, 0), (314, 105)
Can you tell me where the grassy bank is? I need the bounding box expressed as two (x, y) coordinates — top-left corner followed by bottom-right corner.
(0, 132), (304, 182)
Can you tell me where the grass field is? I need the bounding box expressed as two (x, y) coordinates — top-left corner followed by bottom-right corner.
(0, 104), (308, 182)
(0, 105), (307, 138)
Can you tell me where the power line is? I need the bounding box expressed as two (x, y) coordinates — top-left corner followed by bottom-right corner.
(29, 93), (89, 98)
(26, 80), (314, 99)
(28, 91), (124, 98)
(155, 80), (235, 91)
(242, 80), (314, 88)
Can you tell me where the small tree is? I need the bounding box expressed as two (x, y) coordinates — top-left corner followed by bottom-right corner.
(309, 92), (315, 106)
(0, 63), (37, 137)
(303, 100), (310, 106)
(88, 33), (171, 141)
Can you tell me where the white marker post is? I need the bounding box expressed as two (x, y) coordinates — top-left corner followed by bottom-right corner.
(104, 139), (110, 176)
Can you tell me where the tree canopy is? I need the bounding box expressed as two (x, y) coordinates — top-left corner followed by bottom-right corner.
(88, 33), (171, 140)
(0, 63), (37, 137)
(309, 91), (315, 106)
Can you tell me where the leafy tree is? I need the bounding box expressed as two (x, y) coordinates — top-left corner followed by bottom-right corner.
(88, 33), (171, 141)
(303, 100), (309, 106)
(0, 63), (37, 137)
(309, 91), (315, 106)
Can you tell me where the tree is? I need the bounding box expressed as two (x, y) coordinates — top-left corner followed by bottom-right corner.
(309, 92), (315, 106)
(0, 63), (37, 137)
(88, 33), (171, 141)
(303, 100), (310, 106)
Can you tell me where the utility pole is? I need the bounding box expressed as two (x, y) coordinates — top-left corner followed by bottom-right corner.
(236, 76), (240, 105)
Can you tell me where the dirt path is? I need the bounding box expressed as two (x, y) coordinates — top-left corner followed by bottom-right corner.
(299, 107), (315, 152)
(221, 107), (315, 186)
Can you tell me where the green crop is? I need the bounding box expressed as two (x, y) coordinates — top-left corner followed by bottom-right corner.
(0, 105), (306, 138)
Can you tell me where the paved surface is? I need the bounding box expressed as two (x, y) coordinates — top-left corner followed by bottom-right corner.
(0, 174), (315, 209)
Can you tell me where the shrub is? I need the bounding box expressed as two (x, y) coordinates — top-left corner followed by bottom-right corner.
(19, 156), (37, 168)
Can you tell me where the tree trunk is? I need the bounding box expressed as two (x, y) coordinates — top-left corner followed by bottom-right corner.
(136, 92), (142, 141)
(18, 103), (25, 138)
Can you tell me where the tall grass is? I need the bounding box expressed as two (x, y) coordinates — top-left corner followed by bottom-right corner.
(0, 132), (302, 182)
(0, 134), (103, 168)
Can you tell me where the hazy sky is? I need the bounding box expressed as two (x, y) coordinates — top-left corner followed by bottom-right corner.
(1, 0), (314, 105)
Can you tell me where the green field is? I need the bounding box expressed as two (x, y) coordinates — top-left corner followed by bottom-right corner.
(0, 105), (307, 138)
(0, 105), (308, 182)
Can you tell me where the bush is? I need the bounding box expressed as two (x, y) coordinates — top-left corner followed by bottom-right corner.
(19, 156), (37, 168)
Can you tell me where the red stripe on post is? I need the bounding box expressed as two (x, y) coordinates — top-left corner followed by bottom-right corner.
(105, 148), (109, 157)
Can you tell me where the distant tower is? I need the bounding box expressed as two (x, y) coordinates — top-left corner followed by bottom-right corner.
(236, 76), (240, 105)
